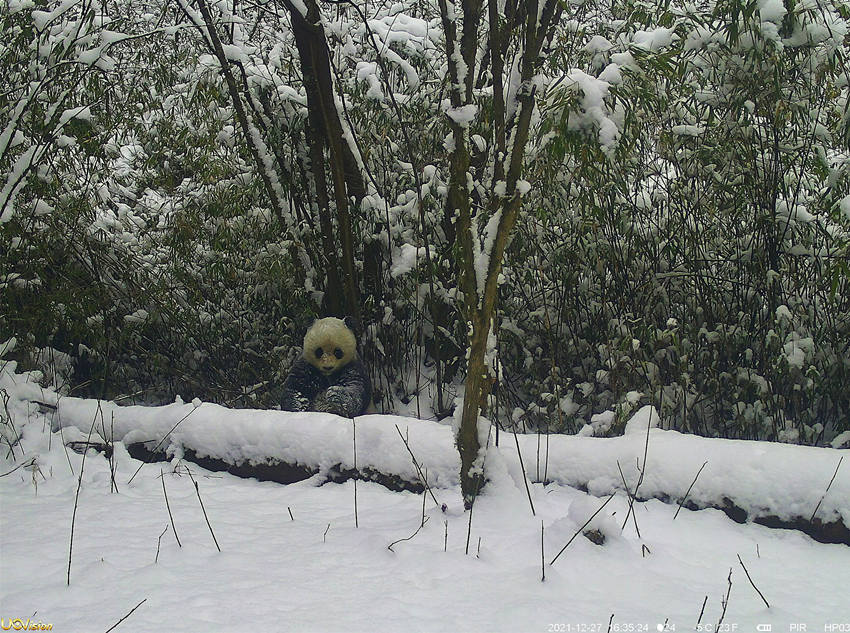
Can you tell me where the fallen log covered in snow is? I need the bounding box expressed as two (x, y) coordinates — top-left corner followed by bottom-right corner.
(46, 395), (850, 545)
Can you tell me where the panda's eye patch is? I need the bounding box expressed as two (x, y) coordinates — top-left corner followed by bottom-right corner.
(334, 348), (344, 359)
(314, 347), (323, 358)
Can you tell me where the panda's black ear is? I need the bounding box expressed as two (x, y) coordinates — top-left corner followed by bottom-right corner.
(343, 316), (356, 331)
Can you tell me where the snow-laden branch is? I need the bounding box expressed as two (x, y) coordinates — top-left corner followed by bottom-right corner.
(0, 1), (197, 222)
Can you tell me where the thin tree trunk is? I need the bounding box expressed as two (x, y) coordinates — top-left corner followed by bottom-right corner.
(440, 0), (561, 506)
(283, 0), (365, 323)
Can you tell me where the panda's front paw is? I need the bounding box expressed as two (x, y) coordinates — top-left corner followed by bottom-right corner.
(312, 391), (331, 412)
(281, 390), (311, 412)
(312, 387), (351, 417)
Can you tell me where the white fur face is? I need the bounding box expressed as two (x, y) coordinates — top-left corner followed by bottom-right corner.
(303, 317), (357, 375)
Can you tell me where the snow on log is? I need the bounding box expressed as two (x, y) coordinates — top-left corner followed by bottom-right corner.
(53, 397), (459, 490)
(49, 397), (850, 545)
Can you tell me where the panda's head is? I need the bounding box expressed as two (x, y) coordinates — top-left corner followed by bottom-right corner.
(303, 317), (357, 375)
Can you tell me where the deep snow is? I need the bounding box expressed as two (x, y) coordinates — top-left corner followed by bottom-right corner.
(2, 363), (850, 632)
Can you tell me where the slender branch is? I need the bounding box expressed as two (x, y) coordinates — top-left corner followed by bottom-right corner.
(421, 469), (428, 527)
(696, 595), (708, 628)
(108, 414), (117, 493)
(621, 410), (653, 531)
(353, 418), (358, 528)
(104, 598), (147, 633)
(810, 455), (843, 522)
(0, 457), (36, 478)
(716, 569), (733, 628)
(186, 469), (221, 552)
(155, 525), (169, 564)
(488, 0), (506, 183)
(160, 468), (182, 548)
(68, 401), (101, 586)
(616, 459), (641, 537)
(387, 516), (430, 552)
(737, 554), (770, 608)
(675, 461), (708, 520)
(465, 501), (474, 555)
(511, 419), (536, 515)
(127, 405), (199, 484)
(540, 520), (545, 582)
(550, 493), (616, 565)
(394, 424), (442, 509)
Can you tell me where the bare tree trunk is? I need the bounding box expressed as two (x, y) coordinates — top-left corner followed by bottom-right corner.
(437, 0), (483, 504)
(282, 0), (365, 323)
(305, 123), (346, 316)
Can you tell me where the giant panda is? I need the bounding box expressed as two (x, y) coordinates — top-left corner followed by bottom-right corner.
(280, 317), (372, 418)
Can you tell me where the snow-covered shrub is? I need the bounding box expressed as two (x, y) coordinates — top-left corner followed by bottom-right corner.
(492, 0), (849, 443)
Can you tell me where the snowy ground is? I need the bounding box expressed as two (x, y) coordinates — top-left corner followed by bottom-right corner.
(2, 366), (850, 632)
